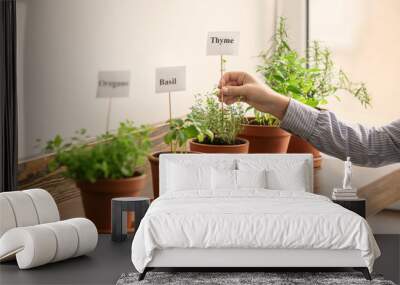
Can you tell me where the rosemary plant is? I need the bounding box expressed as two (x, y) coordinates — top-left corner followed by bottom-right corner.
(254, 17), (371, 126)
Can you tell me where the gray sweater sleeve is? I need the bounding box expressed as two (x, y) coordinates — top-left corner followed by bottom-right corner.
(280, 99), (400, 167)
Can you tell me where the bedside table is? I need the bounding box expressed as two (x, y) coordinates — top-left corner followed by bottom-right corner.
(111, 197), (150, 242)
(333, 199), (366, 218)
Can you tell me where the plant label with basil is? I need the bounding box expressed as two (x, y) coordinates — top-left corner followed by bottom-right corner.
(96, 70), (130, 98)
(206, 31), (240, 55)
(155, 66), (186, 93)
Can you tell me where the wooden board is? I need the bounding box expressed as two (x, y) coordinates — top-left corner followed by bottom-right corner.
(17, 122), (170, 218)
(358, 169), (400, 216)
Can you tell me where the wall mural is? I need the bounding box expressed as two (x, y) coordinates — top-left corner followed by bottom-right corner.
(16, 1), (399, 232)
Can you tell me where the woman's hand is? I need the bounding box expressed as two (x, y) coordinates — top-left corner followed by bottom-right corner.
(218, 71), (290, 120)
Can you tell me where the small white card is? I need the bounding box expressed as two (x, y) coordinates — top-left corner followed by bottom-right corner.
(96, 70), (130, 98)
(155, 66), (186, 93)
(206, 31), (240, 55)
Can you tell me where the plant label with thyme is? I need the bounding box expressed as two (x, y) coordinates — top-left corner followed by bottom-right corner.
(96, 70), (130, 98)
(207, 31), (240, 55)
(155, 66), (186, 93)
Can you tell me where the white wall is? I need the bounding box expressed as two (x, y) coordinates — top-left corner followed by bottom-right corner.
(310, 0), (400, 126)
(17, 0), (276, 160)
(276, 0), (307, 56)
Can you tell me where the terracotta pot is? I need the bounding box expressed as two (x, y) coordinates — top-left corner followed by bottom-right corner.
(76, 174), (146, 233)
(148, 151), (166, 200)
(287, 135), (322, 168)
(189, 138), (249, 154)
(239, 122), (291, 153)
(149, 151), (198, 200)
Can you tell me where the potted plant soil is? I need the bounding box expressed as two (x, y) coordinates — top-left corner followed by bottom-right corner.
(188, 91), (249, 154)
(46, 121), (151, 233)
(148, 118), (201, 199)
(254, 18), (371, 167)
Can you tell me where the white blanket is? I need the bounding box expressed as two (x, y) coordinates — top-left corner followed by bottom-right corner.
(131, 190), (380, 272)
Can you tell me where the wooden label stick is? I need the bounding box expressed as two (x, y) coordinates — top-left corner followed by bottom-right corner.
(220, 55), (225, 120)
(206, 31), (240, 124)
(155, 66), (186, 152)
(106, 97), (112, 133)
(168, 91), (173, 152)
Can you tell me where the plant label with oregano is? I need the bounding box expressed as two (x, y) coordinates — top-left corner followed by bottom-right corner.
(206, 31), (240, 55)
(155, 66), (186, 93)
(96, 70), (131, 98)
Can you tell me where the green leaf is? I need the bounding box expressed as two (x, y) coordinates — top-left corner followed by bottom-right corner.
(319, 99), (328, 105)
(281, 40), (290, 51)
(205, 129), (214, 141)
(48, 160), (59, 172)
(287, 85), (302, 95)
(120, 166), (131, 177)
(308, 68), (320, 73)
(188, 90), (247, 144)
(197, 133), (205, 142)
(177, 131), (187, 147)
(174, 118), (184, 126)
(256, 17), (371, 111)
(44, 120), (151, 182)
(163, 132), (174, 145)
(183, 125), (198, 138)
(273, 74), (285, 82)
(53, 135), (63, 148)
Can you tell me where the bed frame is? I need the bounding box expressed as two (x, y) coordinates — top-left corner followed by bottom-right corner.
(138, 154), (372, 281)
(138, 248), (371, 280)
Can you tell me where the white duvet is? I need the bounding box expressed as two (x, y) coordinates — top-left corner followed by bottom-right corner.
(131, 190), (380, 273)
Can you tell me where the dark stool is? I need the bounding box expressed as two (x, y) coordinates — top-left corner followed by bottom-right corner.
(332, 198), (366, 218)
(111, 197), (150, 242)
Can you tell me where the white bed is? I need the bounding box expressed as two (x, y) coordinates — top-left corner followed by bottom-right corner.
(131, 154), (380, 280)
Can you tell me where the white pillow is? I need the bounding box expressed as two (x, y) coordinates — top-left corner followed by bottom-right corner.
(266, 163), (307, 191)
(212, 168), (237, 190)
(237, 159), (308, 191)
(236, 169), (268, 189)
(167, 162), (212, 191)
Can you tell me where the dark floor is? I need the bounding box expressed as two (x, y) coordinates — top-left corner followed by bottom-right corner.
(0, 235), (134, 285)
(0, 235), (399, 285)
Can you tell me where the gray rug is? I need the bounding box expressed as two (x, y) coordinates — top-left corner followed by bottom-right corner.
(116, 272), (396, 285)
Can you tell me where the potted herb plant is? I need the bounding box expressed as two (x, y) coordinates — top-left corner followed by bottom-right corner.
(148, 118), (201, 199)
(239, 18), (297, 154)
(240, 109), (291, 153)
(46, 120), (151, 233)
(253, 17), (370, 166)
(188, 90), (249, 153)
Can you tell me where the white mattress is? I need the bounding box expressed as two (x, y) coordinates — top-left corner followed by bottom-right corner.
(131, 190), (380, 273)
